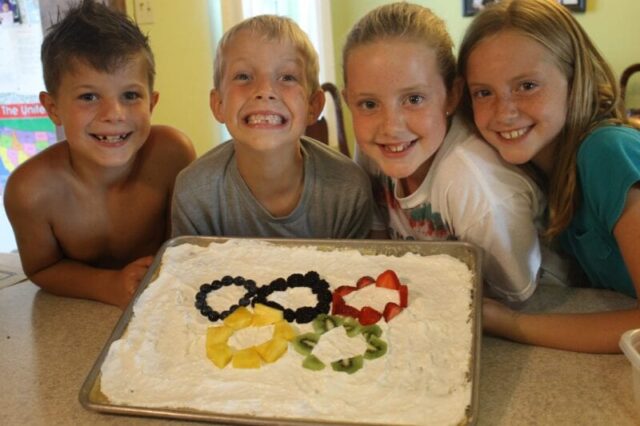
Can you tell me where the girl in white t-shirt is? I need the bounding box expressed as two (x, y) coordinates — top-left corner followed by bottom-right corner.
(342, 2), (558, 304)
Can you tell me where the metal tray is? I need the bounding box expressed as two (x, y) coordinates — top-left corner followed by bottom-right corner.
(79, 236), (483, 425)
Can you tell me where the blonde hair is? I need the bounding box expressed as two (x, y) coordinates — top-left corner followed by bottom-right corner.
(458, 0), (632, 239)
(342, 2), (456, 92)
(213, 15), (320, 93)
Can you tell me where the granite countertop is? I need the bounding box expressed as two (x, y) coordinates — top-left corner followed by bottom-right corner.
(0, 270), (638, 425)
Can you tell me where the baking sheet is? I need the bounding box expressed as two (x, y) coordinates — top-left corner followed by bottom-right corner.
(79, 236), (482, 425)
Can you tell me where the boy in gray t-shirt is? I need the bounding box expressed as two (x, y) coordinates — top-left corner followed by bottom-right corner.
(171, 15), (373, 238)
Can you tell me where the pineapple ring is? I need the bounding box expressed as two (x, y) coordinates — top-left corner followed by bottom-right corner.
(205, 304), (298, 369)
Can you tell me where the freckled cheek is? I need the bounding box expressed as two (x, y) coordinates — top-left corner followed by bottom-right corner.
(352, 116), (377, 142)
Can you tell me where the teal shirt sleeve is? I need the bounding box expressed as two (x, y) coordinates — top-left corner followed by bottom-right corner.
(559, 125), (640, 298)
(578, 126), (640, 232)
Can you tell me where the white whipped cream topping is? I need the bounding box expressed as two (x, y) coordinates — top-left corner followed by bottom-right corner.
(312, 326), (367, 363)
(343, 285), (400, 311)
(100, 239), (475, 426)
(229, 325), (274, 348)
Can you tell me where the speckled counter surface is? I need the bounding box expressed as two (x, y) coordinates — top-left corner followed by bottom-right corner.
(1, 278), (638, 426)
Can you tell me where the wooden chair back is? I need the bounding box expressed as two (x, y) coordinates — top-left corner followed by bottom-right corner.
(305, 82), (350, 157)
(620, 63), (640, 119)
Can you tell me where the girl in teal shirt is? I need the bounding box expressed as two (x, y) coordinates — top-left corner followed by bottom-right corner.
(458, 0), (640, 353)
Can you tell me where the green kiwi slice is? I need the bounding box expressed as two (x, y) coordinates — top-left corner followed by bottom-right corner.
(342, 317), (362, 337)
(302, 354), (325, 371)
(364, 336), (388, 360)
(292, 332), (320, 356)
(331, 355), (364, 374)
(312, 314), (344, 333)
(360, 324), (382, 340)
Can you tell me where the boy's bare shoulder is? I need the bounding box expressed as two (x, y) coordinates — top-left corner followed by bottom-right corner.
(143, 125), (196, 164)
(4, 142), (71, 210)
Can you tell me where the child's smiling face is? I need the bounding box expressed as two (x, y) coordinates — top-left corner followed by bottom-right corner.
(210, 30), (323, 153)
(344, 39), (457, 191)
(40, 53), (158, 170)
(465, 30), (569, 174)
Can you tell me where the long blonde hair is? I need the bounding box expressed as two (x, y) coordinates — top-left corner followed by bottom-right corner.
(458, 0), (632, 239)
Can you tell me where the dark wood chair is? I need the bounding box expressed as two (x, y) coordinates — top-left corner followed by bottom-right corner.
(305, 82), (350, 157)
(620, 63), (640, 119)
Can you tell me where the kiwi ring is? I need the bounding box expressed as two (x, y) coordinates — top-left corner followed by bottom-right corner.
(194, 275), (258, 322)
(292, 314), (388, 374)
(251, 271), (332, 324)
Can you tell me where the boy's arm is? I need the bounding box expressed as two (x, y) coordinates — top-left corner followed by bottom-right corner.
(4, 171), (151, 310)
(152, 125), (196, 240)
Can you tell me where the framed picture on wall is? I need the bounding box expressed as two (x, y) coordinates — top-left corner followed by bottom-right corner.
(463, 0), (586, 17)
(558, 0), (586, 12)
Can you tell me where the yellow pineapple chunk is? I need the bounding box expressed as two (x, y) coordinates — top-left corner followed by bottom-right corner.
(232, 347), (262, 368)
(273, 321), (296, 341)
(206, 342), (233, 368)
(206, 325), (234, 345)
(223, 307), (253, 330)
(255, 336), (289, 363)
(251, 303), (283, 326)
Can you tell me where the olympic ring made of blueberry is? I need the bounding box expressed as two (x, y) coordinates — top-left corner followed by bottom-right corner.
(195, 275), (258, 322)
(251, 271), (332, 324)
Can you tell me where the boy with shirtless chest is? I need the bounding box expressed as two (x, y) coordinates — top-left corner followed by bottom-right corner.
(4, 0), (195, 309)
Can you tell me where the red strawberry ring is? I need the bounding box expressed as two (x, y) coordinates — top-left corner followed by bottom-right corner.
(331, 269), (408, 325)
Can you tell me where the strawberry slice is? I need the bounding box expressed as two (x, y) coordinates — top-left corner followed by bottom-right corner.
(398, 284), (409, 308)
(359, 306), (382, 325)
(376, 270), (401, 290)
(332, 286), (361, 317)
(356, 276), (375, 288)
(382, 302), (403, 322)
(334, 285), (357, 297)
(332, 296), (361, 317)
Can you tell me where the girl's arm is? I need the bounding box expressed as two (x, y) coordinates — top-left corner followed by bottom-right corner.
(483, 184), (640, 354)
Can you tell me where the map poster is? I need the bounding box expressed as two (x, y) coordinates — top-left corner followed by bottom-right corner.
(0, 0), (57, 197)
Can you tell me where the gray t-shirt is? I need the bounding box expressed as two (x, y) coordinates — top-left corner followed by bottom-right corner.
(171, 137), (373, 239)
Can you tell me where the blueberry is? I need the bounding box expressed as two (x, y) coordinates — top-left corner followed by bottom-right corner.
(210, 280), (222, 290)
(221, 275), (233, 285)
(207, 310), (220, 322)
(304, 271), (320, 283)
(244, 280), (257, 292)
(295, 307), (318, 323)
(264, 300), (284, 311)
(238, 296), (251, 306)
(317, 302), (331, 314)
(271, 278), (287, 291)
(283, 309), (296, 322)
(287, 273), (304, 286)
(234, 276), (245, 284)
(317, 291), (332, 304)
(199, 283), (212, 292)
(317, 279), (330, 290)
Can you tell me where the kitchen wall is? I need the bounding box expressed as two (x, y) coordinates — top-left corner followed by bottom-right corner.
(127, 0), (640, 156)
